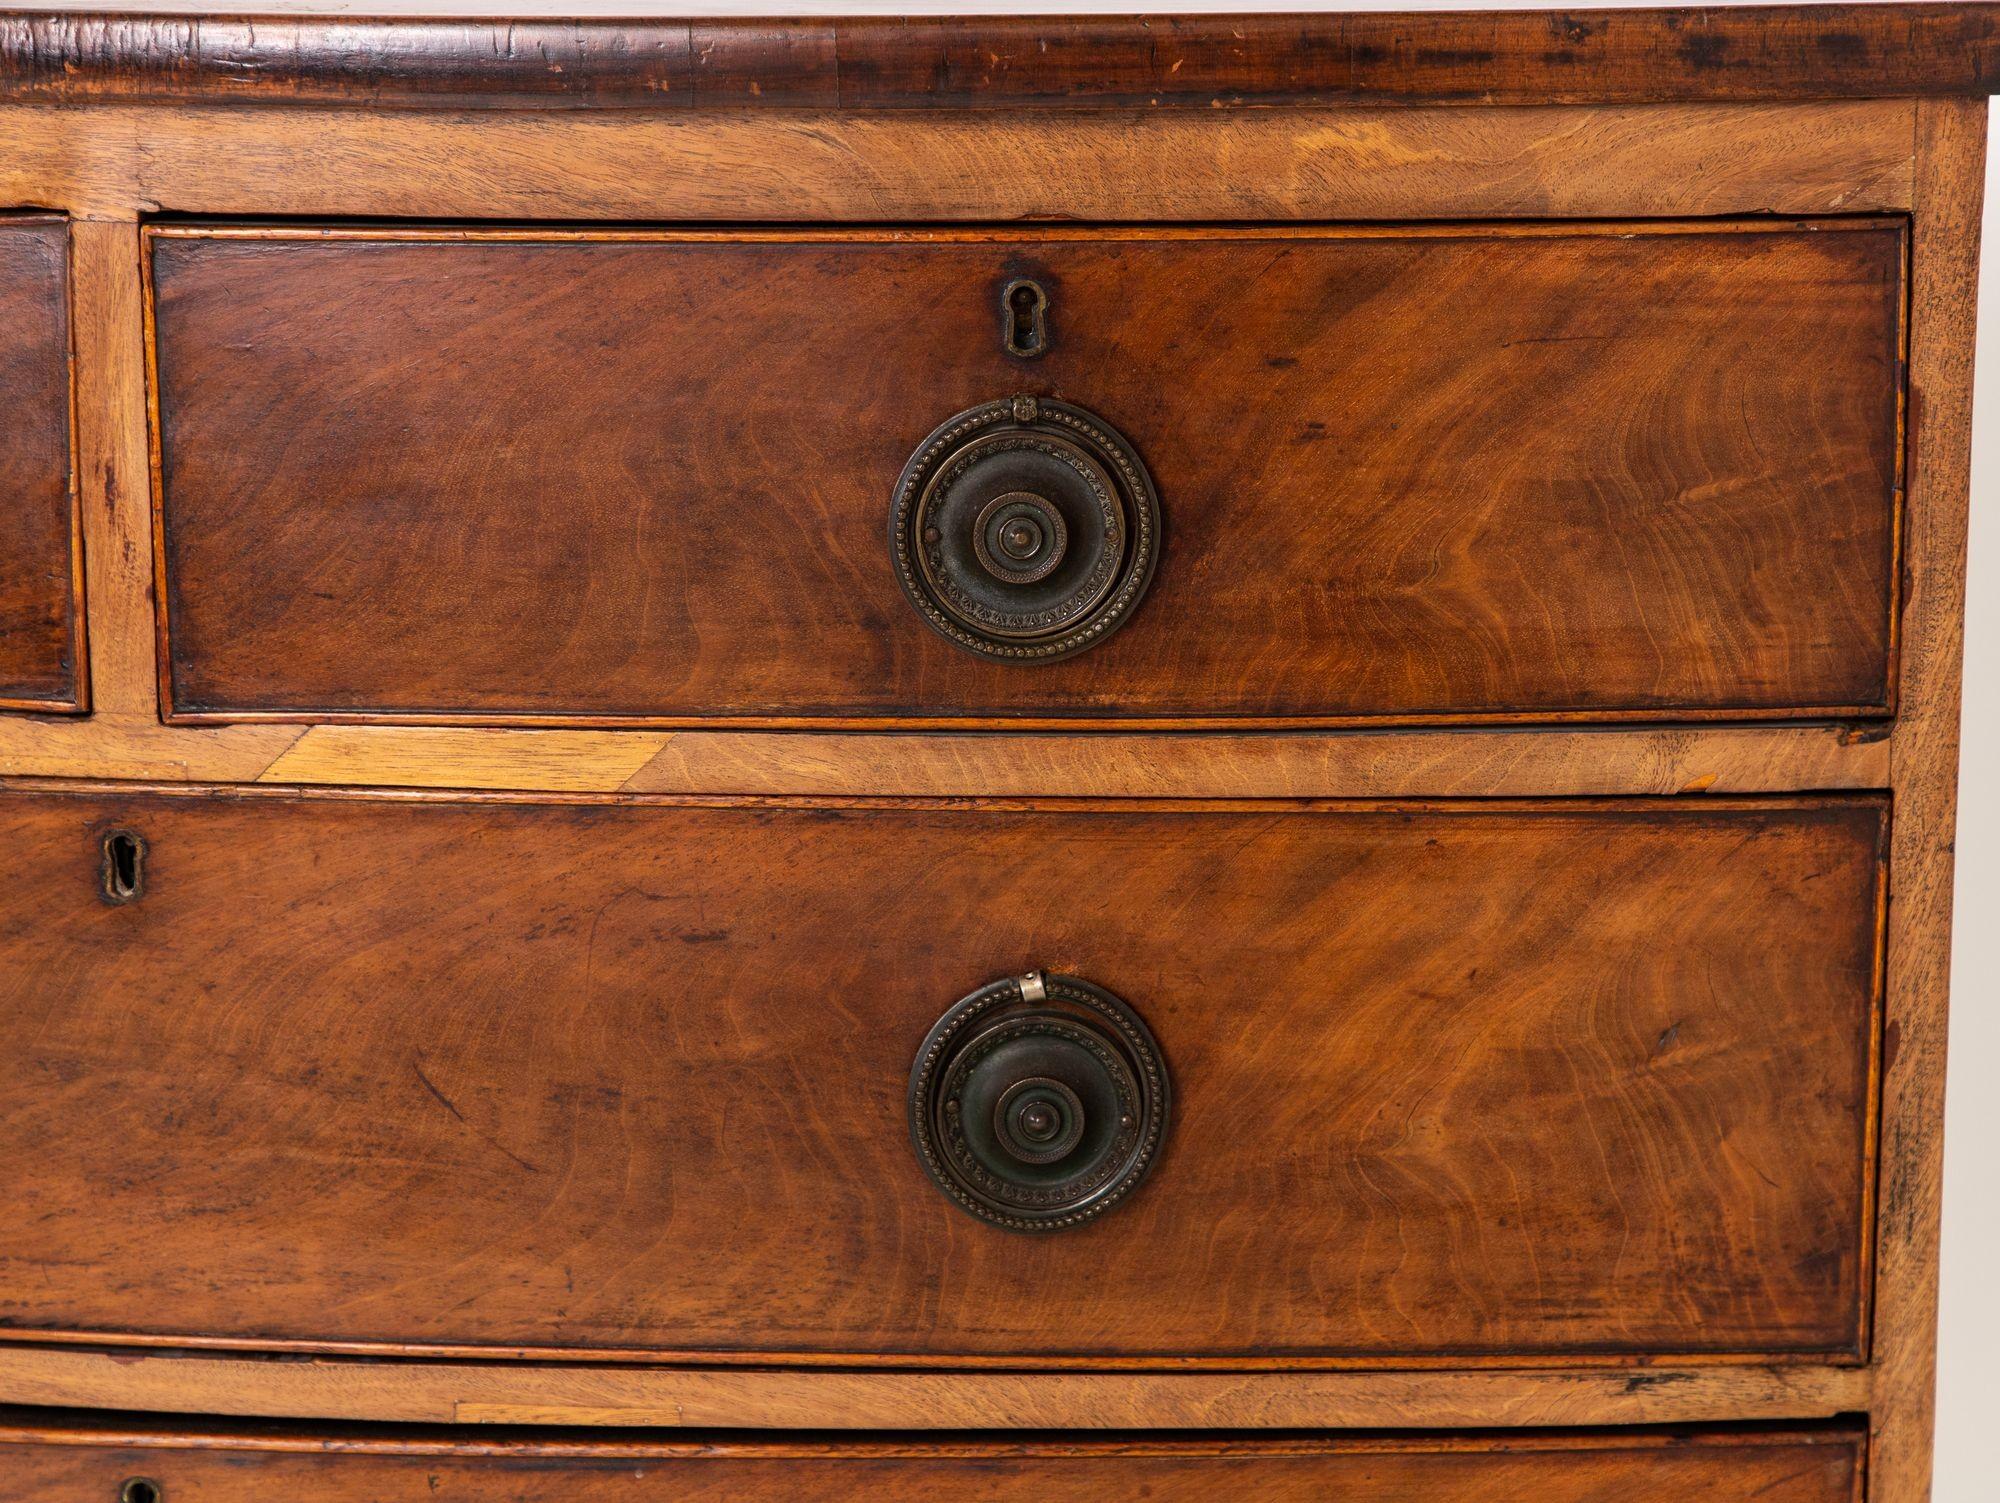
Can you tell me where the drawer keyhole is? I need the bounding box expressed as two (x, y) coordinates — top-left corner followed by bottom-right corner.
(1003, 278), (1049, 359)
(101, 830), (145, 905)
(120, 1480), (163, 1503)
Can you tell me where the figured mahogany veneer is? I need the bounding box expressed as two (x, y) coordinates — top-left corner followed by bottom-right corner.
(0, 1416), (1867, 1501)
(0, 5), (1992, 1496)
(0, 787), (1883, 1364)
(0, 215), (81, 713)
(149, 221), (1903, 728)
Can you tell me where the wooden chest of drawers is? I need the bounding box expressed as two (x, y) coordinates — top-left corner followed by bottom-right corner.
(0, 3), (1993, 1499)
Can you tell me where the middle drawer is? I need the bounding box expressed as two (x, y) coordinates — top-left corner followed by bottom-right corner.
(0, 790), (1882, 1365)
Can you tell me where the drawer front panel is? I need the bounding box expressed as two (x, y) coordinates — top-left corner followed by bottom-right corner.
(149, 222), (1901, 725)
(0, 1423), (1865, 1501)
(0, 790), (1882, 1361)
(0, 216), (80, 712)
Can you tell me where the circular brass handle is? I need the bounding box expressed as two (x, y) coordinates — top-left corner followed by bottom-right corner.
(908, 971), (1170, 1232)
(889, 396), (1161, 662)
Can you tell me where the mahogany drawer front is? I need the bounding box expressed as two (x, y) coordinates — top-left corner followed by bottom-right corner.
(0, 1421), (1865, 1502)
(148, 220), (1901, 728)
(0, 216), (81, 714)
(0, 788), (1882, 1363)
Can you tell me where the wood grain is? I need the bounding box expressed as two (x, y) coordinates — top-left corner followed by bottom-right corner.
(257, 727), (674, 792)
(258, 723), (1892, 798)
(0, 1415), (1866, 1501)
(0, 4), (1993, 108)
(0, 787), (1884, 1364)
(0, 721), (1895, 798)
(0, 32), (1975, 1473)
(0, 215), (81, 712)
(151, 222), (1903, 728)
(68, 217), (154, 719)
(0, 101), (1921, 225)
(1871, 97), (1990, 1503)
(0, 1343), (1874, 1430)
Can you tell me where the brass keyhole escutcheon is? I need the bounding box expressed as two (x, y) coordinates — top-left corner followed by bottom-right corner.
(101, 829), (145, 905)
(1002, 277), (1049, 358)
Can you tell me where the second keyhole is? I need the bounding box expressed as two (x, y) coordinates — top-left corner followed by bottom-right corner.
(1002, 278), (1050, 359)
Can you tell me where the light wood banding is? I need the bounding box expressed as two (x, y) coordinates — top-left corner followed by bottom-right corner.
(1, 101), (1923, 226)
(0, 1345), (1875, 1432)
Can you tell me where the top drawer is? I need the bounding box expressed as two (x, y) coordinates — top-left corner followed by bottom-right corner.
(148, 221), (1903, 727)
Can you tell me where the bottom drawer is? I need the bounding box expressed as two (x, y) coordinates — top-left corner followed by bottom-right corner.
(0, 1419), (1863, 1500)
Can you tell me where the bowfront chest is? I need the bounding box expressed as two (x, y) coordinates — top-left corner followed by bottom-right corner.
(0, 4), (1993, 1498)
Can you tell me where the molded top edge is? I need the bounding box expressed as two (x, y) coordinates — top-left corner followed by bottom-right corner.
(0, 4), (1997, 109)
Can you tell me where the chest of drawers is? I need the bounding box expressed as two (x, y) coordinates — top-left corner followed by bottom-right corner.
(0, 4), (1994, 1498)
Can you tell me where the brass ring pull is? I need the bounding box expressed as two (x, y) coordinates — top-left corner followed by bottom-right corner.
(889, 397), (1162, 663)
(908, 970), (1170, 1232)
